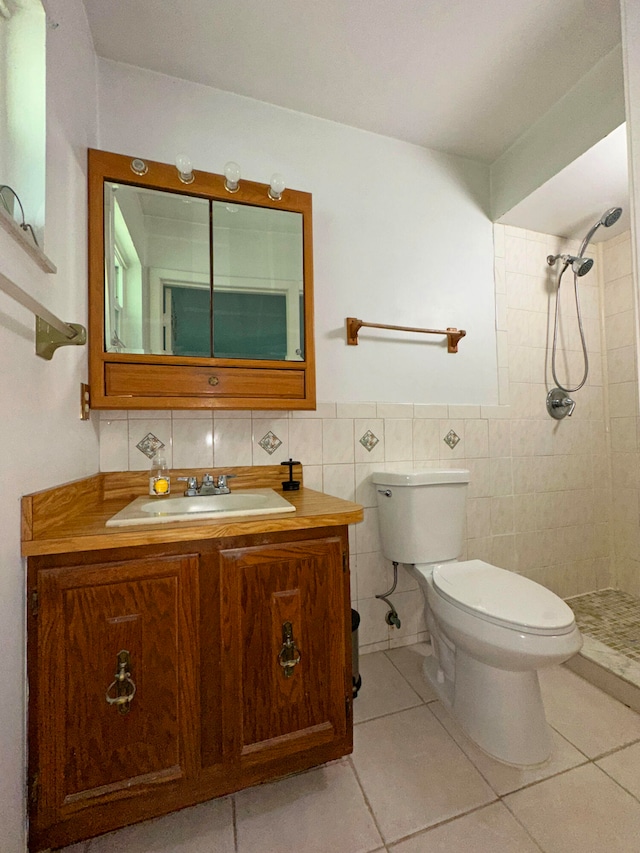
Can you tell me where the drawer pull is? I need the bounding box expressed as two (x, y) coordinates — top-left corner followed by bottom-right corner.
(208, 376), (219, 387)
(105, 650), (136, 714)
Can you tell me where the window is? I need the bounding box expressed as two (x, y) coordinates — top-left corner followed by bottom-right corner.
(0, 0), (46, 245)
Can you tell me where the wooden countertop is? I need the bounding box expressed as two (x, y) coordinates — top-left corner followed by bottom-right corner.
(21, 465), (364, 557)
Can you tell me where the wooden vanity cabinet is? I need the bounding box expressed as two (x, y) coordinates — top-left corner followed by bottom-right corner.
(27, 528), (352, 852)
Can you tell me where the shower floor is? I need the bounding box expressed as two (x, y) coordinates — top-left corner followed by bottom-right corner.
(565, 588), (640, 710)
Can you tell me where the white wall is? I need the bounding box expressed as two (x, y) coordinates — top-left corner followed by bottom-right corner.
(97, 60), (497, 406)
(0, 0), (97, 848)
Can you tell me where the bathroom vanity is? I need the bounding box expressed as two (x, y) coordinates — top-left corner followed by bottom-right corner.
(22, 466), (362, 852)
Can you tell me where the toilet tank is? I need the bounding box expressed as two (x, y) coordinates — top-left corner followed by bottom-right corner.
(371, 469), (470, 565)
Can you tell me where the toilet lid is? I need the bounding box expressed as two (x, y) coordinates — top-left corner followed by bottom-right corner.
(432, 560), (575, 633)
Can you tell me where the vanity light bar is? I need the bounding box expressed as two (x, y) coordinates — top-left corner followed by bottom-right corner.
(132, 154), (287, 200)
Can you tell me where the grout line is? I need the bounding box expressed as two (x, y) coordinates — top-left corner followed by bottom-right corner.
(500, 796), (548, 852)
(346, 755), (389, 851)
(231, 793), (238, 852)
(593, 756), (640, 805)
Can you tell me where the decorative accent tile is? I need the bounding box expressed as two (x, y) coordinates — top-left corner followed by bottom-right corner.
(258, 431), (282, 455)
(136, 432), (165, 459)
(359, 430), (380, 452)
(443, 429), (460, 450)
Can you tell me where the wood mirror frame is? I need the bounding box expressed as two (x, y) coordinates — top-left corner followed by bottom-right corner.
(88, 149), (315, 410)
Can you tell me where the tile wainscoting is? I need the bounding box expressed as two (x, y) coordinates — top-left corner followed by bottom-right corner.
(99, 398), (611, 654)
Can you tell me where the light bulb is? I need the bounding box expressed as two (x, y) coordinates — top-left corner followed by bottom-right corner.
(224, 161), (241, 193)
(175, 153), (194, 184)
(268, 173), (286, 201)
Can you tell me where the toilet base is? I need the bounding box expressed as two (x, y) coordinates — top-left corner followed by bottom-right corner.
(423, 648), (553, 766)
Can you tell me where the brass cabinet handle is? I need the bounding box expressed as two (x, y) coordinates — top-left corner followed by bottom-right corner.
(105, 650), (136, 714)
(208, 376), (219, 386)
(278, 621), (301, 678)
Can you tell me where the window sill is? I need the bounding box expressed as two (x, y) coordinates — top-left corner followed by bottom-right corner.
(0, 205), (56, 273)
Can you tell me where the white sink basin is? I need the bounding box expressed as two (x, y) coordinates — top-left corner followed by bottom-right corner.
(106, 488), (296, 527)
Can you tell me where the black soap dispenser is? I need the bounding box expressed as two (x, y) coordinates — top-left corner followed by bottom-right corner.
(280, 458), (301, 491)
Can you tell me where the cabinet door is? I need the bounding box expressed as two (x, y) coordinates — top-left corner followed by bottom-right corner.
(33, 554), (199, 832)
(220, 536), (350, 767)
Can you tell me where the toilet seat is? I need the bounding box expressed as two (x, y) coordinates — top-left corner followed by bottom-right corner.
(431, 560), (576, 636)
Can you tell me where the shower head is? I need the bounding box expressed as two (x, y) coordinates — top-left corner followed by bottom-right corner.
(547, 253), (594, 277)
(601, 207), (623, 228)
(578, 206), (623, 256)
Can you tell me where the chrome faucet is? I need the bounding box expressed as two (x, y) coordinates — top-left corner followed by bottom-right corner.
(177, 473), (236, 496)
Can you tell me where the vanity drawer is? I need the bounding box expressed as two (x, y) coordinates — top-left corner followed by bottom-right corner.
(105, 363), (306, 399)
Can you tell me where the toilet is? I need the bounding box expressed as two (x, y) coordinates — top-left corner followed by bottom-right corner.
(372, 468), (582, 766)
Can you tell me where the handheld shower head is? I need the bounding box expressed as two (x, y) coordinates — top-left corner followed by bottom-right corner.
(578, 207), (623, 256)
(547, 253), (594, 277)
(601, 207), (623, 228)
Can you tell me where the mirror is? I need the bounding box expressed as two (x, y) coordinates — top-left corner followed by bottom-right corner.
(88, 149), (315, 411)
(104, 184), (304, 362)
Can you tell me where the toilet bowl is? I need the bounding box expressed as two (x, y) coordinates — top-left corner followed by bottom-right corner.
(409, 559), (581, 765)
(372, 469), (582, 766)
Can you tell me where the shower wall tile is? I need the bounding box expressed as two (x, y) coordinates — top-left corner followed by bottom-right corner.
(291, 401), (336, 418)
(99, 419), (129, 472)
(481, 405), (510, 419)
(354, 506), (381, 555)
(377, 402), (413, 419)
(602, 236), (633, 283)
(384, 418), (413, 461)
(355, 462), (381, 507)
(498, 367), (510, 405)
(303, 465), (323, 492)
(171, 409), (211, 419)
(172, 418), (214, 469)
(413, 404), (448, 418)
(608, 345), (637, 384)
(322, 419), (355, 464)
(213, 417), (252, 467)
(128, 409), (172, 420)
(448, 405), (481, 420)
(322, 464), (355, 502)
(604, 276), (634, 316)
(288, 418), (323, 465)
(413, 419), (441, 461)
(605, 309), (636, 349)
(336, 402), (376, 419)
(609, 381), (638, 418)
(464, 419), (489, 458)
(496, 330), (509, 367)
(490, 496), (514, 536)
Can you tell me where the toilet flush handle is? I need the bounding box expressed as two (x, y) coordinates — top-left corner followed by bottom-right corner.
(377, 489), (392, 497)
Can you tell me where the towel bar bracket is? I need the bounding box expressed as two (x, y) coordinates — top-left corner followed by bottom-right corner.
(36, 319), (87, 361)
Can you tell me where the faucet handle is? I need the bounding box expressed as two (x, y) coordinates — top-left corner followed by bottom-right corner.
(216, 473), (236, 489)
(177, 475), (199, 495)
(202, 473), (215, 485)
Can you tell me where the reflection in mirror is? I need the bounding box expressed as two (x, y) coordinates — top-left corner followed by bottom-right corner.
(104, 183), (304, 361)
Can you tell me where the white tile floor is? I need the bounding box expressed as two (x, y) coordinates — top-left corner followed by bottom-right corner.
(61, 643), (640, 853)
